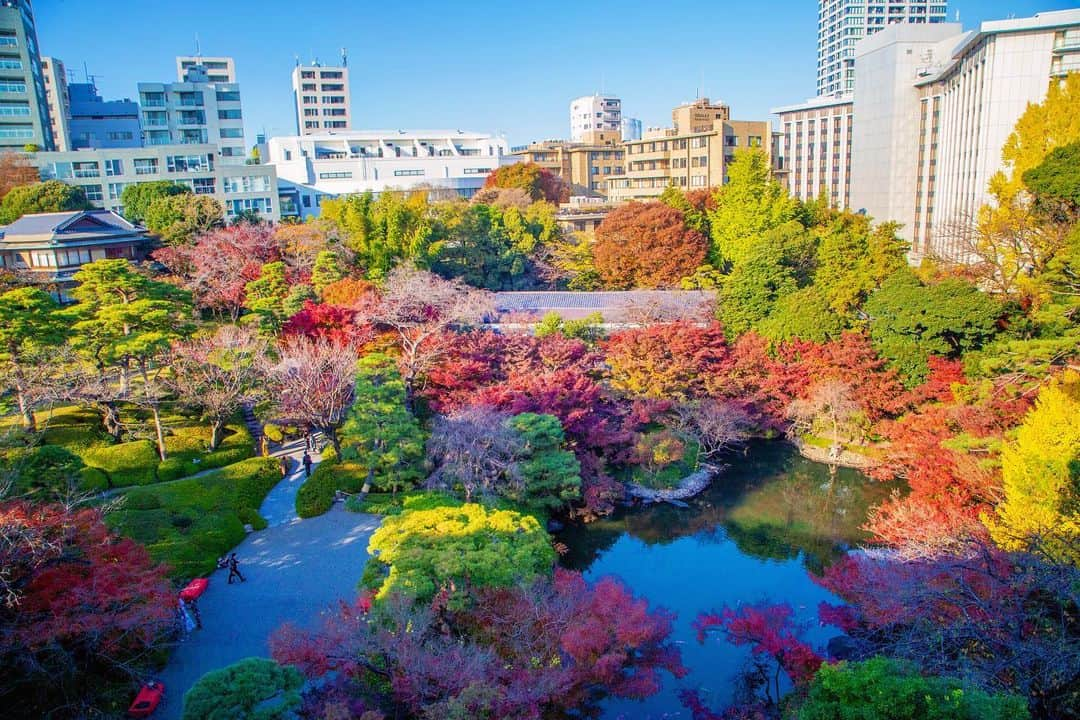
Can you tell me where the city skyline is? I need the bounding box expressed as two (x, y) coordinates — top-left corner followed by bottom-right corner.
(35, 0), (1073, 146)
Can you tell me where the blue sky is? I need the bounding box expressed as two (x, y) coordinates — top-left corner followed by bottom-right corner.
(35, 0), (1074, 146)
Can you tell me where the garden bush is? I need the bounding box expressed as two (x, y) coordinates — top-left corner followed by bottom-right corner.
(108, 456), (281, 579)
(81, 440), (160, 487)
(346, 490), (461, 516)
(156, 424), (254, 482)
(295, 449), (374, 518)
(78, 466), (110, 492)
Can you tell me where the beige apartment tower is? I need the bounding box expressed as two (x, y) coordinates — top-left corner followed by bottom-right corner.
(292, 56), (351, 135)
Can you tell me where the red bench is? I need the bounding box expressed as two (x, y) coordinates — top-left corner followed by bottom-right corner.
(179, 577), (208, 602)
(128, 680), (164, 718)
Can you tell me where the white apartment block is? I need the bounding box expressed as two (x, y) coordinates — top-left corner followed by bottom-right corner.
(292, 62), (351, 135)
(41, 56), (70, 152)
(267, 130), (511, 220)
(137, 64), (246, 164)
(772, 94), (854, 208)
(848, 10), (1080, 261)
(33, 144), (279, 222)
(570, 95), (621, 142)
(175, 56), (236, 83)
(817, 0), (949, 96)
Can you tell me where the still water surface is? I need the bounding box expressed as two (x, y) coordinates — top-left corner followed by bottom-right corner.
(558, 442), (894, 719)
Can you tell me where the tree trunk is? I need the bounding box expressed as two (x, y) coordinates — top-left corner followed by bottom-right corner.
(210, 418), (224, 451)
(323, 425), (341, 456)
(16, 383), (35, 432)
(100, 401), (123, 442)
(151, 405), (167, 461)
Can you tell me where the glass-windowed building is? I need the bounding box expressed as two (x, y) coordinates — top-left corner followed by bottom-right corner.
(0, 0), (53, 150)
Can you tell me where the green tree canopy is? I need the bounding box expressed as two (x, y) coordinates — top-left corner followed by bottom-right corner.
(310, 249), (347, 295)
(707, 149), (799, 267)
(365, 503), (555, 604)
(0, 180), (89, 224)
(339, 353), (426, 494)
(182, 657), (303, 720)
(320, 190), (432, 278)
(799, 657), (1030, 720)
(243, 261), (290, 333)
(507, 413), (581, 512)
(813, 212), (908, 317)
(1022, 141), (1080, 211)
(119, 181), (190, 223)
(144, 193), (224, 245)
(717, 243), (798, 338)
(757, 286), (846, 344)
(865, 269), (1002, 384)
(0, 287), (67, 430)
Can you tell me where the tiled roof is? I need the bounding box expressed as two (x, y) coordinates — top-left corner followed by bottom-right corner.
(494, 291), (712, 311)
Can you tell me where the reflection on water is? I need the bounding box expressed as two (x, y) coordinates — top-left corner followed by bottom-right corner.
(557, 441), (895, 720)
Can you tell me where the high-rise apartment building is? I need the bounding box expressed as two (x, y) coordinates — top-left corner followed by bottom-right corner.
(0, 0), (52, 150)
(570, 94), (621, 142)
(137, 60), (246, 164)
(175, 56), (236, 83)
(816, 0), (948, 96)
(41, 56), (69, 151)
(292, 59), (351, 135)
(606, 98), (774, 202)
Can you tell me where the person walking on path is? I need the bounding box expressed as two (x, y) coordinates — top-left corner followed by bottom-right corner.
(302, 451), (312, 478)
(227, 553), (245, 584)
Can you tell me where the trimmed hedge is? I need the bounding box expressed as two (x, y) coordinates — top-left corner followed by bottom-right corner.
(156, 424), (255, 482)
(295, 449), (375, 518)
(107, 456), (281, 580)
(81, 440), (160, 487)
(346, 491), (461, 516)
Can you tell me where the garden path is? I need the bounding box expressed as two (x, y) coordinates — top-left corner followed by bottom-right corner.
(155, 439), (378, 720)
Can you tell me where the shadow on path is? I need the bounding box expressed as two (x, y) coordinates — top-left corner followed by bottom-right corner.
(156, 437), (377, 719)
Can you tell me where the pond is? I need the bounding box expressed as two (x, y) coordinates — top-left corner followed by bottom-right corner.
(557, 441), (896, 719)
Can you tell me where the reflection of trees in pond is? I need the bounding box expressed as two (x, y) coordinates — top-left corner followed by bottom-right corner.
(560, 442), (897, 575)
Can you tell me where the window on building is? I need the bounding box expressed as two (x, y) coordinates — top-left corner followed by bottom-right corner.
(167, 154), (212, 173)
(0, 59), (23, 70)
(393, 169), (424, 177)
(142, 110), (167, 126)
(107, 182), (127, 200)
(219, 127), (243, 138)
(320, 71), (343, 79)
(216, 91), (241, 102)
(0, 101), (29, 116)
(106, 131), (134, 141)
(463, 168), (491, 174)
(321, 84), (344, 91)
(72, 161), (100, 178)
(321, 95), (345, 104)
(218, 109), (242, 120)
(192, 177), (216, 194)
(0, 81), (26, 93)
(318, 171), (353, 179)
(301, 83), (317, 91)
(301, 70), (315, 79)
(104, 159), (122, 176)
(80, 184), (103, 202)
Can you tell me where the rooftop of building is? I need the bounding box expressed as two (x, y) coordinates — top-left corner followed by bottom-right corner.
(771, 93), (855, 115)
(270, 129), (506, 144)
(0, 209), (143, 246)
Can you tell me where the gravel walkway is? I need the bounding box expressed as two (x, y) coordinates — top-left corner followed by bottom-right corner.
(155, 439), (379, 719)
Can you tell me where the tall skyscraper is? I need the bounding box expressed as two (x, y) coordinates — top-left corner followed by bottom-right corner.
(292, 54), (351, 135)
(816, 0), (949, 96)
(0, 0), (53, 150)
(569, 94), (621, 142)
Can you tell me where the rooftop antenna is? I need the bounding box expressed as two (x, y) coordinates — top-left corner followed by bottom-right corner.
(194, 33), (201, 60)
(294, 54), (300, 67)
(700, 68), (705, 100)
(954, 9), (959, 22)
(341, 47), (347, 67)
(82, 62), (103, 90)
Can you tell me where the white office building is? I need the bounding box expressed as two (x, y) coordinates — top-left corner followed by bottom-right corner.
(848, 10), (1080, 261)
(33, 144), (279, 222)
(292, 60), (351, 135)
(817, 0), (949, 96)
(267, 130), (512, 220)
(570, 94), (621, 142)
(137, 62), (246, 164)
(175, 56), (236, 83)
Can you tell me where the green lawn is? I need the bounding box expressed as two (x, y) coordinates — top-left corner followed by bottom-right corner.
(3, 404), (254, 490)
(106, 456), (282, 580)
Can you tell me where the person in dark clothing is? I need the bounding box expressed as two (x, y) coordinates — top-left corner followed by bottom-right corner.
(227, 553), (245, 584)
(302, 451), (312, 478)
(189, 599), (203, 629)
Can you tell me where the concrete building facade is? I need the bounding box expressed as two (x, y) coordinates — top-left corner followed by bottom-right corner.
(137, 63), (246, 163)
(510, 130), (625, 195)
(292, 61), (351, 135)
(606, 98), (773, 202)
(66, 82), (142, 150)
(0, 0), (52, 150)
(570, 94), (621, 142)
(817, 0), (950, 96)
(267, 130), (511, 220)
(41, 56), (69, 151)
(176, 56), (236, 83)
(773, 94), (855, 208)
(33, 144), (279, 222)
(845, 10), (1080, 261)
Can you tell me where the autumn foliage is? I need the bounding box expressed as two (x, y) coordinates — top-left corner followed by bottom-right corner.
(594, 202), (709, 289)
